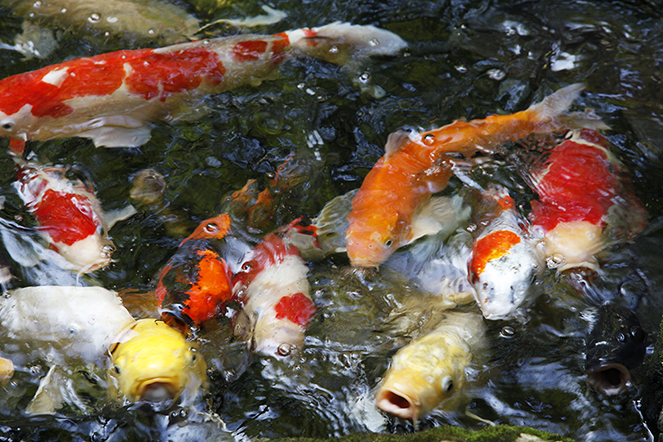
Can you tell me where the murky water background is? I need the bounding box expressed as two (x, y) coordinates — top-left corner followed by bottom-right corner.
(1, 0), (663, 440)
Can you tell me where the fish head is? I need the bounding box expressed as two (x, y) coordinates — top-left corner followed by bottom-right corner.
(54, 233), (116, 274)
(0, 105), (38, 142)
(540, 220), (604, 271)
(375, 332), (468, 422)
(108, 319), (207, 405)
(346, 210), (408, 268)
(184, 214), (232, 243)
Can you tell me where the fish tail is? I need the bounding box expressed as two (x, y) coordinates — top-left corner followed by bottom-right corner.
(285, 22), (407, 66)
(526, 83), (610, 132)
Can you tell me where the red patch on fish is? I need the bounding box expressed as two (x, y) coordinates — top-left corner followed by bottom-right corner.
(125, 48), (225, 101)
(232, 40), (269, 62)
(32, 189), (99, 245)
(529, 132), (617, 232)
(270, 34), (291, 64)
(0, 47), (225, 117)
(274, 292), (315, 326)
(471, 230), (521, 277)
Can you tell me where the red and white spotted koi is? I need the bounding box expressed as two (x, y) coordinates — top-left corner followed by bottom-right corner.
(12, 159), (119, 274)
(0, 22), (406, 147)
(232, 219), (317, 358)
(524, 129), (647, 271)
(468, 185), (543, 320)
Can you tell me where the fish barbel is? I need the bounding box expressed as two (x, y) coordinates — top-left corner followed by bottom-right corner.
(524, 129), (647, 271)
(346, 83), (607, 268)
(375, 310), (486, 423)
(0, 22), (406, 147)
(109, 319), (207, 405)
(469, 185), (543, 320)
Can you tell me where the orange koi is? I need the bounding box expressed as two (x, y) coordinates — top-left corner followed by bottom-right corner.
(156, 214), (235, 330)
(345, 83), (607, 267)
(0, 23), (406, 147)
(523, 129), (647, 271)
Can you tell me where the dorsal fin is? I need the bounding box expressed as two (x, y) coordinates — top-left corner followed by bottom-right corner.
(384, 130), (412, 159)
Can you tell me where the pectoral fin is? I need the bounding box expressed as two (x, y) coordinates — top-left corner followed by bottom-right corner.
(78, 125), (153, 148)
(26, 365), (62, 415)
(410, 195), (470, 242)
(105, 205), (138, 230)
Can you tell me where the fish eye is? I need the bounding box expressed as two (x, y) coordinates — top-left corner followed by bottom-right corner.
(114, 365), (121, 374)
(1, 120), (14, 131)
(384, 239), (393, 247)
(441, 375), (454, 392)
(204, 222), (218, 233)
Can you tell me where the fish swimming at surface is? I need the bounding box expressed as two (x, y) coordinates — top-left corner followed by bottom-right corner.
(468, 184), (543, 320)
(519, 128), (647, 271)
(0, 22), (407, 147)
(345, 83), (608, 268)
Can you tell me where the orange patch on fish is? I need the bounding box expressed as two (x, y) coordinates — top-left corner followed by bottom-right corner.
(470, 230), (521, 277)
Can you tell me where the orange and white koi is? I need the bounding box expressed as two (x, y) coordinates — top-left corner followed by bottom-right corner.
(468, 185), (543, 320)
(232, 219), (317, 358)
(524, 128), (647, 271)
(13, 159), (119, 273)
(345, 83), (607, 268)
(0, 22), (406, 147)
(156, 213), (238, 330)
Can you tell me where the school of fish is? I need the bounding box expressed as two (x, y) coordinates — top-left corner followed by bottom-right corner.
(0, 4), (652, 439)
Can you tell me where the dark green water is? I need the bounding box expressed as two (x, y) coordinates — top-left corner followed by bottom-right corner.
(1, 0), (663, 440)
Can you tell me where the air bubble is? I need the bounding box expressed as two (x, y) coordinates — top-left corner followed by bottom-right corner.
(500, 326), (515, 338)
(546, 253), (565, 269)
(358, 72), (370, 83)
(423, 134), (435, 145)
(88, 13), (101, 23)
(32, 1), (42, 8)
(148, 29), (155, 35)
(455, 65), (468, 73)
(369, 38), (379, 46)
(60, 8), (67, 13)
(277, 343), (293, 356)
(487, 68), (505, 80)
(329, 46), (339, 54)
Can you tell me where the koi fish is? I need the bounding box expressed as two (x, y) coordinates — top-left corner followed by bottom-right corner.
(13, 158), (134, 274)
(1, 0), (200, 46)
(109, 319), (207, 405)
(0, 22), (406, 147)
(232, 219), (317, 358)
(156, 213), (236, 330)
(585, 303), (647, 396)
(468, 185), (543, 320)
(345, 83), (607, 268)
(0, 286), (206, 414)
(523, 129), (647, 271)
(375, 310), (486, 423)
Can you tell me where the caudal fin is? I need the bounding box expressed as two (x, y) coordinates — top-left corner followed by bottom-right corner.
(286, 22), (407, 66)
(527, 83), (610, 131)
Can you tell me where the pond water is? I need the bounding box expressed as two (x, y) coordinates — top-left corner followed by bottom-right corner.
(0, 0), (663, 441)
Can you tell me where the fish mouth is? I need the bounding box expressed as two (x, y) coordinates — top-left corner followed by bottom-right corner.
(135, 378), (181, 402)
(585, 363), (632, 396)
(375, 388), (420, 422)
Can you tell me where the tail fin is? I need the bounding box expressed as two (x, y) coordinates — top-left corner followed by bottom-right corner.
(527, 83), (610, 131)
(286, 22), (407, 65)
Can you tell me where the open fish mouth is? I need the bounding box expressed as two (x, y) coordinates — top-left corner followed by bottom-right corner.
(134, 378), (182, 402)
(585, 363), (632, 396)
(375, 388), (420, 421)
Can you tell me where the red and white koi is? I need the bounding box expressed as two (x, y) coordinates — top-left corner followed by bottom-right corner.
(468, 185), (543, 320)
(232, 220), (317, 358)
(0, 22), (406, 147)
(13, 159), (121, 274)
(156, 214), (235, 330)
(345, 83), (607, 268)
(525, 129), (647, 271)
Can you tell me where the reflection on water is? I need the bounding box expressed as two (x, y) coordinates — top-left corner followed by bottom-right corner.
(0, 0), (663, 441)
